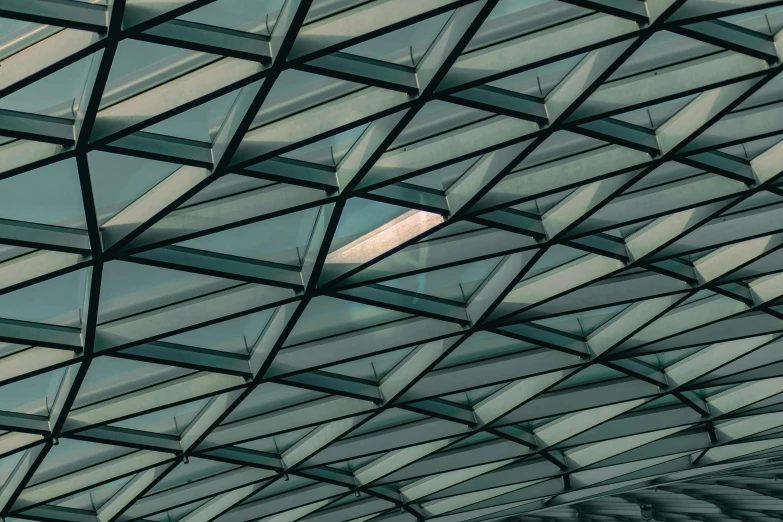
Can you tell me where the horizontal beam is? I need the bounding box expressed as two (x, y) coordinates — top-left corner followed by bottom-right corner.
(139, 20), (272, 62)
(130, 246), (303, 289)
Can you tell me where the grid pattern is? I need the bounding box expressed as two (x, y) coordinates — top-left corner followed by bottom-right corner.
(1, 1), (783, 522)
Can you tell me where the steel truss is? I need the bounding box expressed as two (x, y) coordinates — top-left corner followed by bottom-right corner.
(1, 1), (783, 522)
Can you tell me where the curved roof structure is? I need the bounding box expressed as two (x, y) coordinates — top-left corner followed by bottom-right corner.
(2, 1), (783, 522)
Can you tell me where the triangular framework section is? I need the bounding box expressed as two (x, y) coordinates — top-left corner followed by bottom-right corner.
(0, 1), (782, 522)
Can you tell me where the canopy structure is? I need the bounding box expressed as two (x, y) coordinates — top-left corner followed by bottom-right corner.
(2, 1), (783, 522)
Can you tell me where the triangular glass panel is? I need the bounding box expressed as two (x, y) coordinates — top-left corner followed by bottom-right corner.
(98, 260), (239, 322)
(223, 382), (325, 425)
(610, 31), (722, 82)
(0, 54), (93, 117)
(253, 69), (361, 128)
(392, 101), (496, 149)
(378, 257), (502, 302)
(176, 173), (273, 209)
(548, 363), (624, 391)
(613, 93), (699, 129)
(0, 451), (26, 489)
(148, 458), (233, 497)
(415, 159), (477, 192)
(141, 89), (241, 143)
(435, 330), (533, 370)
(102, 40), (218, 109)
(52, 476), (134, 511)
(319, 345), (418, 383)
(520, 244), (586, 282)
(533, 304), (630, 337)
(639, 345), (702, 370)
(0, 366), (67, 415)
(513, 131), (603, 171)
(284, 296), (409, 347)
(331, 198), (412, 252)
(324, 199), (444, 281)
(425, 219), (485, 241)
(160, 309), (275, 355)
(0, 159), (85, 228)
(489, 53), (585, 98)
(88, 151), (182, 225)
(28, 439), (134, 486)
(0, 268), (87, 324)
(236, 426), (315, 454)
(107, 39), (191, 85)
(74, 357), (192, 412)
(463, 383), (508, 405)
(623, 161), (701, 194)
(342, 11), (452, 66)
(109, 397), (211, 435)
(176, 206), (321, 266)
(281, 124), (368, 167)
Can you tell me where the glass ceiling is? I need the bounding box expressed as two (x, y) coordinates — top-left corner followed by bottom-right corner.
(1, 1), (783, 522)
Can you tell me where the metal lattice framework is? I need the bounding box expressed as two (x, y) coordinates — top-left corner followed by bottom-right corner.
(3, 1), (783, 522)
